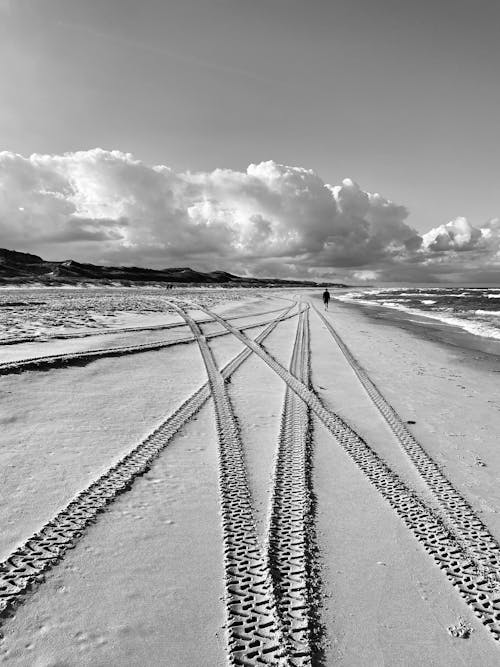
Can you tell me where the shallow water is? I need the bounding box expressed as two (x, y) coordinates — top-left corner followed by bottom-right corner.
(336, 286), (500, 342)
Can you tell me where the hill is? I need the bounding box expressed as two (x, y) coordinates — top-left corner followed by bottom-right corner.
(0, 248), (344, 287)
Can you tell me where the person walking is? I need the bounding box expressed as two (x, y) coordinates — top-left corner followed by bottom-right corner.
(322, 288), (330, 310)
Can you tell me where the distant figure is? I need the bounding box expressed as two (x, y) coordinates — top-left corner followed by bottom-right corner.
(322, 289), (330, 310)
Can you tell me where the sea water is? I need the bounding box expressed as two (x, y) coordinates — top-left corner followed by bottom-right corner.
(335, 286), (500, 341)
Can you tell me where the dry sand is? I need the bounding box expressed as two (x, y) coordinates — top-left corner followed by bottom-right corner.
(0, 288), (499, 665)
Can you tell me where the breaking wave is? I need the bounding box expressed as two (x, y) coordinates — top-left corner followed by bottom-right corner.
(336, 287), (500, 341)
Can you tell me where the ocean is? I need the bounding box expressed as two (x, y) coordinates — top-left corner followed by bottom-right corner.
(335, 286), (500, 342)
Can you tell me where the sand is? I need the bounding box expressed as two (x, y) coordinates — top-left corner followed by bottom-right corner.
(1, 288), (500, 665)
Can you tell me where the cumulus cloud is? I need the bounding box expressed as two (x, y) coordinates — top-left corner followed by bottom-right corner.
(0, 148), (499, 282)
(422, 217), (483, 252)
(415, 216), (500, 282)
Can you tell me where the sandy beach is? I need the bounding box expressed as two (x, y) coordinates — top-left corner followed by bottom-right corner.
(4, 0), (500, 663)
(1, 287), (500, 666)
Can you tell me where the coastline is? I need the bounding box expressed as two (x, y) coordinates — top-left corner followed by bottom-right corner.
(331, 292), (500, 370)
(312, 293), (500, 538)
(306, 290), (500, 663)
(2, 289), (500, 663)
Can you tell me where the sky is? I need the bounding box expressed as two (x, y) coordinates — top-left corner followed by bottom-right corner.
(0, 0), (499, 282)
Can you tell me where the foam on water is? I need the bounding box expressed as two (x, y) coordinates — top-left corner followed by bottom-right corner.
(336, 286), (500, 341)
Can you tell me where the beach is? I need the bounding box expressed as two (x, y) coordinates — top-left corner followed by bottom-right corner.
(0, 287), (500, 665)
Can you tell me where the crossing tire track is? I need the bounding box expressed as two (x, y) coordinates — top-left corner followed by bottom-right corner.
(312, 304), (500, 585)
(266, 304), (321, 665)
(171, 302), (288, 666)
(0, 306), (288, 346)
(194, 303), (500, 643)
(0, 305), (296, 632)
(0, 311), (295, 377)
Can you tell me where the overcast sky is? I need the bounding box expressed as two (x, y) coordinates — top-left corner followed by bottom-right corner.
(1, 0), (499, 282)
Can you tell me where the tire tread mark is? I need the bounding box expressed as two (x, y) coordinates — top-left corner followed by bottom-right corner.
(194, 303), (500, 643)
(267, 305), (317, 665)
(0, 306), (288, 346)
(312, 304), (500, 582)
(0, 312), (295, 377)
(0, 306), (295, 631)
(171, 302), (288, 666)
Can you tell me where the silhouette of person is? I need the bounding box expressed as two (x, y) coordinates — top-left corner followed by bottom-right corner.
(322, 289), (330, 310)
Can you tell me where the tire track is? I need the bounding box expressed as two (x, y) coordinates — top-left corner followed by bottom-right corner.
(194, 303), (500, 643)
(0, 311), (295, 377)
(312, 304), (500, 584)
(266, 305), (320, 665)
(0, 305), (296, 632)
(171, 302), (288, 666)
(0, 306), (287, 346)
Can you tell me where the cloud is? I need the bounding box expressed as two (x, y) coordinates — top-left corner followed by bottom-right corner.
(413, 216), (500, 282)
(422, 217), (484, 252)
(0, 148), (499, 282)
(352, 270), (380, 282)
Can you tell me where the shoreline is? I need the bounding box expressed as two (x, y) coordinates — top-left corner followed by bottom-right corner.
(331, 294), (500, 372)
(315, 293), (500, 533)
(2, 290), (500, 663)
(309, 291), (500, 662)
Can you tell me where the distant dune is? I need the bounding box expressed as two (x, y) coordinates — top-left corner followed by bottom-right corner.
(0, 248), (344, 287)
